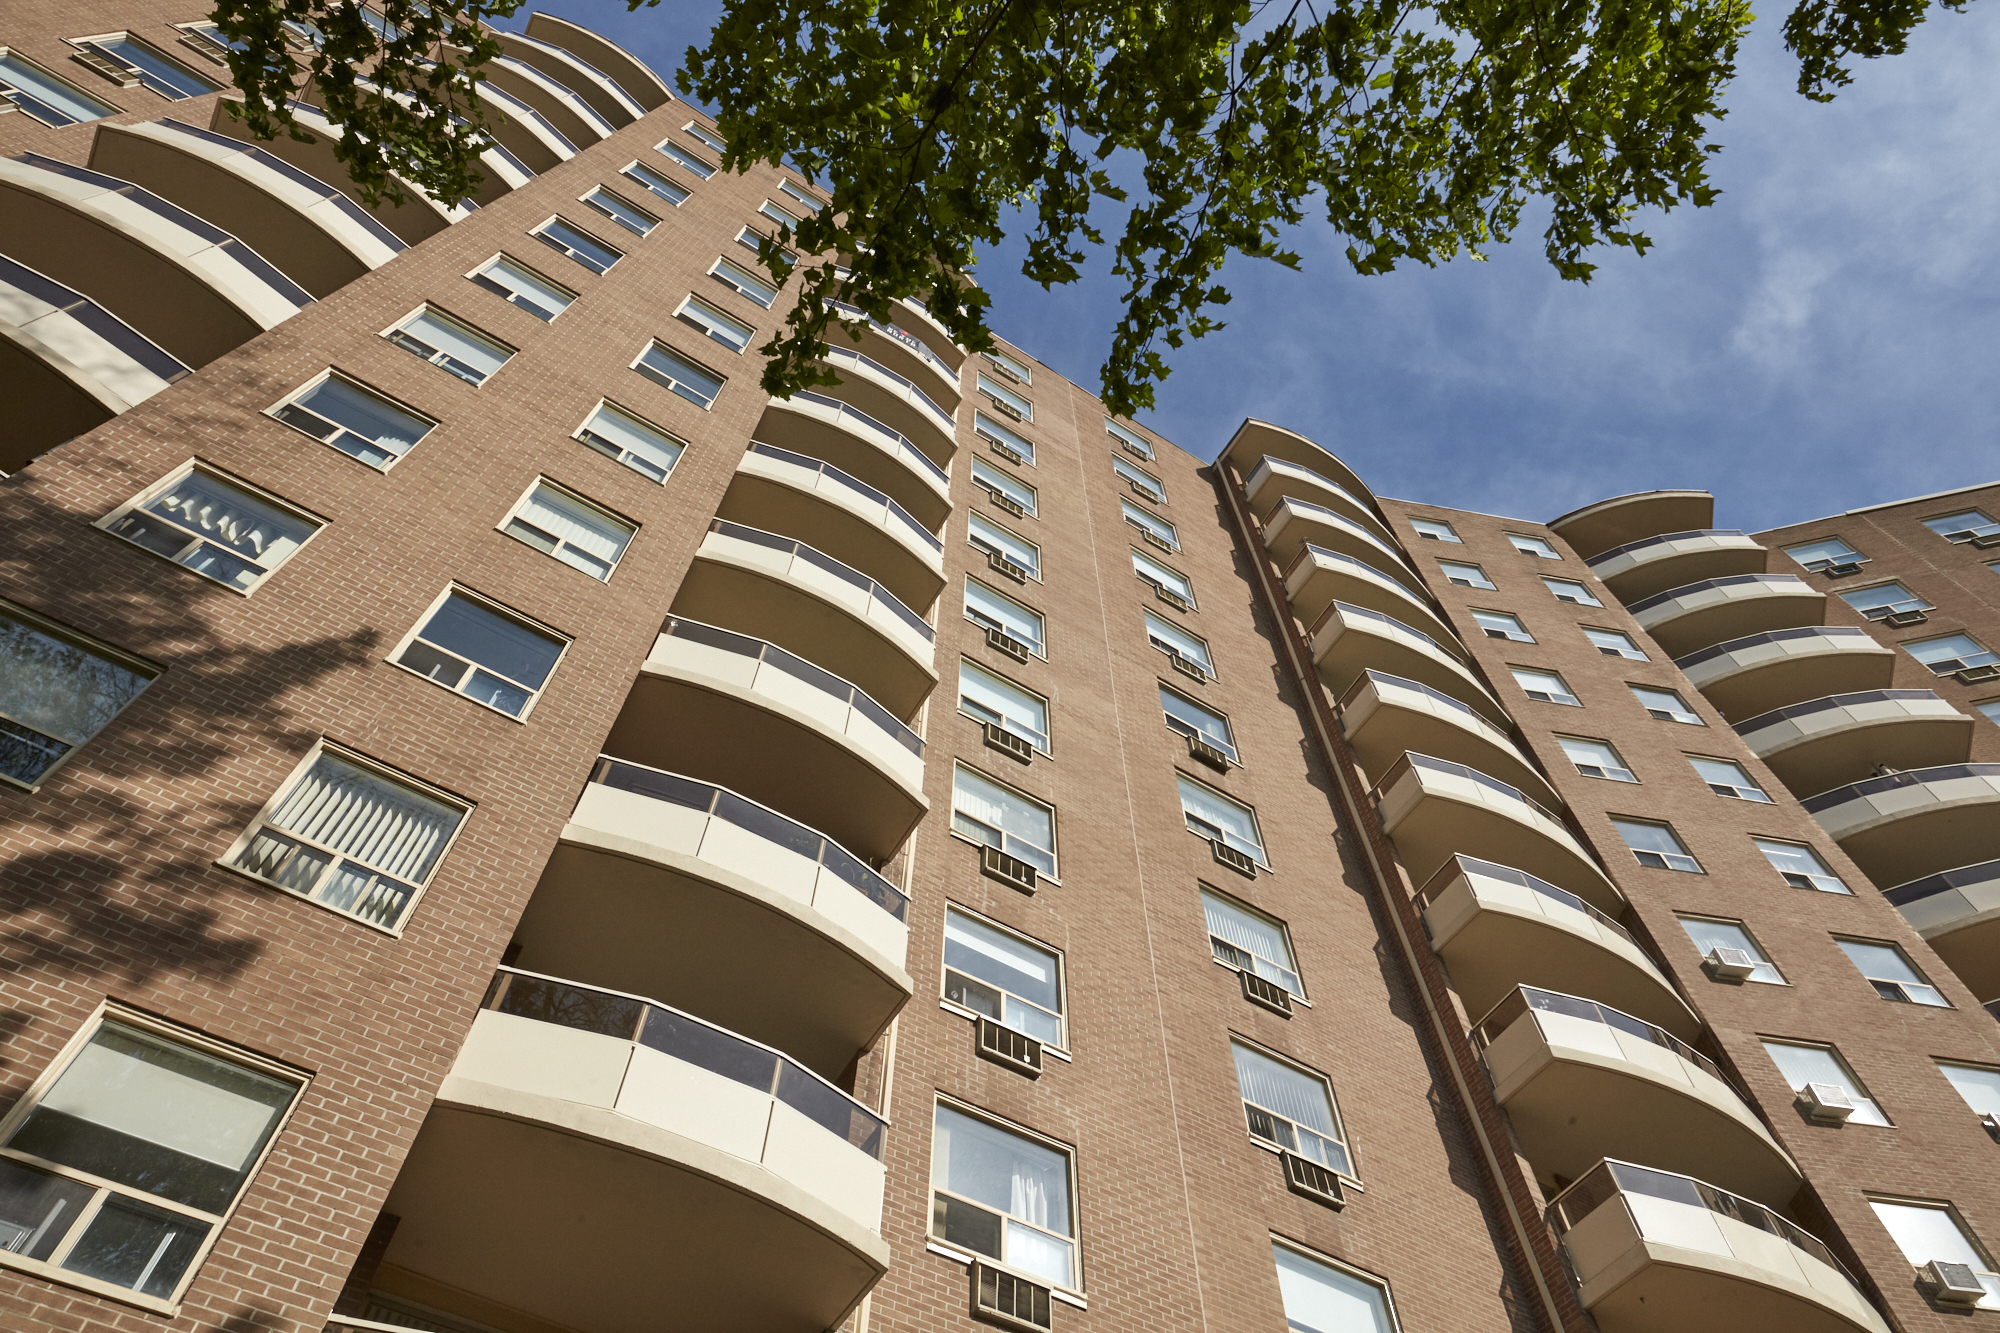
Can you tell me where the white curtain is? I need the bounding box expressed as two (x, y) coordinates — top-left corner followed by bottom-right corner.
(268, 752), (463, 884)
(518, 485), (631, 567)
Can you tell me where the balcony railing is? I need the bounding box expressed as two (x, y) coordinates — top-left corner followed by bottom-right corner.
(1626, 572), (1810, 616)
(1292, 543), (1434, 609)
(589, 755), (909, 921)
(0, 252), (189, 384)
(707, 519), (934, 644)
(827, 298), (958, 384)
(788, 389), (949, 486)
(746, 442), (943, 553)
(1884, 859), (2000, 915)
(1345, 668), (1487, 727)
(1733, 688), (1946, 736)
(1417, 855), (1633, 946)
(1474, 985), (1721, 1083)
(1373, 752), (1562, 824)
(155, 116), (408, 255)
(1309, 599), (1448, 655)
(1254, 455), (1380, 522)
(823, 344), (955, 427)
(1585, 528), (1749, 567)
(1801, 763), (2000, 815)
(482, 967), (886, 1158)
(1676, 624), (1877, 672)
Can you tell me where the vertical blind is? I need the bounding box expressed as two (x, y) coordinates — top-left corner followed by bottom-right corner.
(1202, 892), (1296, 981)
(517, 485), (632, 571)
(298, 377), (431, 453)
(959, 664), (1047, 747)
(965, 580), (1044, 651)
(146, 472), (315, 565)
(1178, 775), (1264, 859)
(267, 752), (464, 885)
(1233, 1043), (1340, 1139)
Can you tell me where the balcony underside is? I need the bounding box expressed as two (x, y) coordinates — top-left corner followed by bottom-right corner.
(828, 320), (962, 407)
(1261, 497), (1410, 578)
(204, 100), (467, 240)
(818, 369), (954, 465)
(1223, 419), (1379, 511)
(1243, 456), (1395, 545)
(1814, 794), (2000, 890)
(755, 398), (950, 530)
(1636, 587), (1827, 659)
(1312, 607), (1507, 726)
(1549, 490), (1714, 562)
(0, 323), (145, 468)
(1745, 703), (1973, 795)
(496, 31), (641, 127)
(1594, 536), (1768, 604)
(716, 465), (943, 613)
(1286, 558), (1455, 646)
(1377, 768), (1620, 914)
(526, 12), (676, 110)
(1680, 636), (1896, 723)
(1344, 686), (1558, 810)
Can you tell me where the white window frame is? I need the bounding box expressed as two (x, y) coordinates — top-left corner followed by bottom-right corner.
(1145, 610), (1214, 678)
(1511, 666), (1578, 706)
(1473, 609), (1534, 643)
(1905, 633), (1999, 675)
(708, 256), (779, 308)
(977, 373), (1034, 422)
(1232, 1038), (1357, 1185)
(928, 1096), (1082, 1295)
(983, 349), (1033, 384)
(0, 47), (119, 126)
(1508, 533), (1562, 559)
(572, 399), (686, 483)
(674, 294), (756, 354)
(950, 762), (1058, 880)
(579, 184), (659, 237)
(1113, 456), (1166, 503)
(1937, 1061), (2000, 1121)
(1631, 683), (1702, 724)
(0, 599), (158, 791)
(385, 585), (570, 722)
(760, 198), (804, 230)
(1753, 836), (1849, 894)
(381, 304), (515, 386)
(466, 252), (576, 322)
(1869, 1197), (2000, 1309)
(965, 576), (1047, 659)
(1782, 536), (1865, 572)
(1133, 548), (1195, 608)
(96, 461), (324, 596)
(1676, 915), (1786, 985)
(1583, 626), (1648, 661)
(939, 904), (1068, 1053)
(497, 478), (637, 582)
(619, 160), (689, 207)
(967, 511), (1041, 581)
(1837, 580), (1932, 619)
(1836, 937), (1950, 1007)
(974, 411), (1036, 466)
(528, 215), (623, 274)
(1762, 1039), (1890, 1126)
(0, 1002), (308, 1312)
(632, 340), (725, 410)
(1542, 576), (1602, 607)
(1179, 772), (1268, 866)
(1409, 517), (1461, 543)
(265, 370), (436, 471)
(682, 119), (726, 153)
(1122, 499), (1179, 551)
(1689, 755), (1772, 802)
(958, 658), (1051, 754)
(655, 138), (716, 178)
(1161, 684), (1239, 764)
(1923, 510), (2000, 543)
(971, 457), (1038, 516)
(70, 31), (220, 99)
(1271, 1238), (1402, 1333)
(1556, 735), (1637, 782)
(1105, 417), (1153, 459)
(1202, 886), (1305, 1000)
(1612, 816), (1702, 873)
(1438, 560), (1494, 589)
(779, 179), (824, 212)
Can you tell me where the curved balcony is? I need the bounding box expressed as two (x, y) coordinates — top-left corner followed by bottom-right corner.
(496, 29), (647, 126)
(485, 53), (617, 148)
(719, 442), (944, 611)
(0, 253), (188, 469)
(820, 344), (957, 459)
(474, 79), (579, 172)
(1476, 987), (1798, 1205)
(1262, 496), (1415, 583)
(1372, 753), (1621, 913)
(0, 153), (310, 369)
(526, 12), (676, 111)
(1802, 764), (2000, 889)
(673, 520), (937, 718)
(827, 300), (962, 401)
(1242, 454), (1396, 545)
(1886, 861), (2000, 1003)
(1342, 670), (1558, 808)
(603, 618), (927, 865)
(758, 393), (951, 531)
(1628, 574), (1826, 659)
(90, 119), (404, 300)
(1284, 546), (1456, 646)
(1676, 627), (1896, 723)
(1549, 489), (1715, 562)
(1548, 1160), (1889, 1333)
(1418, 856), (1696, 1038)
(1586, 529), (1769, 603)
(519, 758), (910, 1079)
(1308, 600), (1506, 726)
(1737, 690), (1973, 794)
(1222, 419), (1380, 517)
(379, 973), (888, 1333)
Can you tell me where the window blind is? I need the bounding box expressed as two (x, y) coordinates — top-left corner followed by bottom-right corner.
(266, 752), (462, 884)
(1233, 1043), (1338, 1138)
(518, 486), (631, 569)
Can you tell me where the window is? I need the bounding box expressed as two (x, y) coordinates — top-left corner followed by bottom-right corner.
(1511, 666), (1578, 706)
(779, 179), (823, 212)
(1233, 1042), (1351, 1176)
(529, 217), (622, 274)
(1837, 938), (1949, 1006)
(1938, 1062), (2000, 1121)
(225, 744), (468, 929)
(384, 306), (513, 385)
(633, 341), (725, 409)
(1509, 533), (1562, 559)
(984, 349), (1032, 384)
(952, 765), (1056, 877)
(1906, 633), (1999, 675)
(1122, 499), (1179, 551)
(1838, 581), (1931, 620)
(100, 465), (319, 593)
(579, 185), (658, 237)
(174, 21), (247, 59)
(1870, 1201), (2000, 1307)
(1558, 736), (1636, 782)
(1542, 576), (1602, 607)
(974, 412), (1035, 466)
(0, 1012), (303, 1304)
(959, 661), (1050, 753)
(574, 401), (685, 483)
(930, 1104), (1075, 1288)
(655, 139), (715, 178)
(1612, 817), (1701, 872)
(1631, 683), (1701, 724)
(500, 481), (635, 581)
(1203, 889), (1302, 996)
(1133, 549), (1195, 607)
(1784, 536), (1864, 572)
(619, 160), (689, 207)
(1410, 517), (1460, 543)
(1273, 1243), (1399, 1333)
(709, 257), (779, 307)
(72, 33), (218, 98)
(269, 373), (433, 469)
(1105, 417), (1152, 459)
(1677, 916), (1785, 984)
(468, 254), (575, 322)
(1583, 626), (1648, 660)
(942, 908), (1064, 1046)
(971, 457), (1038, 517)
(1923, 509), (2000, 544)
(735, 225), (794, 263)
(1754, 837), (1850, 893)
(1114, 456), (1166, 503)
(1439, 560), (1494, 589)
(1146, 611), (1213, 678)
(0, 605), (154, 788)
(965, 578), (1046, 657)
(1161, 686), (1238, 763)
(682, 120), (725, 153)
(1473, 610), (1534, 643)
(967, 512), (1040, 580)
(1763, 1041), (1889, 1125)
(675, 295), (755, 353)
(978, 374), (1034, 422)
(1979, 700), (2000, 728)
(1689, 755), (1772, 801)
(391, 589), (567, 719)
(1179, 774), (1267, 865)
(0, 49), (118, 126)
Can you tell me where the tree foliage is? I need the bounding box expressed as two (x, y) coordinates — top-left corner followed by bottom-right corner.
(210, 0), (1972, 414)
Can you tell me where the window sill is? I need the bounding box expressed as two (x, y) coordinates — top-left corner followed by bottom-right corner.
(925, 1242), (1087, 1308)
(937, 998), (1072, 1061)
(213, 859), (411, 937)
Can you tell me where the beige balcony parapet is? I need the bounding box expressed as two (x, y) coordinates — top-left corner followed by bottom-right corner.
(485, 52), (618, 148)
(1886, 860), (2000, 1003)
(1242, 454), (1397, 545)
(1221, 419), (1381, 513)
(1548, 1160), (1890, 1333)
(1736, 690), (1973, 794)
(1261, 495), (1416, 582)
(759, 393), (952, 530)
(1628, 574), (1826, 659)
(497, 29), (648, 127)
(1309, 599), (1507, 726)
(1586, 529), (1769, 603)
(526, 12), (676, 111)
(825, 300), (964, 402)
(1549, 489), (1715, 562)
(1418, 855), (1697, 1038)
(1677, 627), (1896, 724)
(1802, 763), (2000, 889)
(818, 344), (958, 461)
(1285, 545), (1457, 646)
(1342, 670), (1558, 808)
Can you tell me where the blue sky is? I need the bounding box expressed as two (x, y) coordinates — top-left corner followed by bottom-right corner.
(530, 0), (2000, 531)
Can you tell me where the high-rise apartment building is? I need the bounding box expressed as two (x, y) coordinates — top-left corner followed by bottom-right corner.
(3, 6), (2000, 1332)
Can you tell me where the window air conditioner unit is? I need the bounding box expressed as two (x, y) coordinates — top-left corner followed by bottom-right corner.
(1281, 1152), (1345, 1211)
(1167, 650), (1207, 682)
(1956, 664), (2000, 684)
(989, 396), (1025, 422)
(987, 438), (1026, 466)
(1799, 1082), (1857, 1123)
(1130, 480), (1161, 502)
(988, 361), (1024, 384)
(1824, 560), (1864, 577)
(980, 843), (1037, 893)
(1973, 532), (2000, 549)
(1117, 437), (1150, 459)
(987, 549), (1029, 583)
(1921, 1260), (1989, 1306)
(986, 625), (1032, 663)
(973, 1262), (1053, 1332)
(984, 721), (1034, 764)
(1240, 969), (1293, 1016)
(1154, 584), (1193, 612)
(1703, 947), (1759, 980)
(1139, 527), (1174, 553)
(976, 1016), (1043, 1078)
(1211, 839), (1257, 878)
(1883, 609), (1930, 627)
(986, 488), (1026, 518)
(1187, 734), (1231, 773)
(1980, 1111), (2000, 1143)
